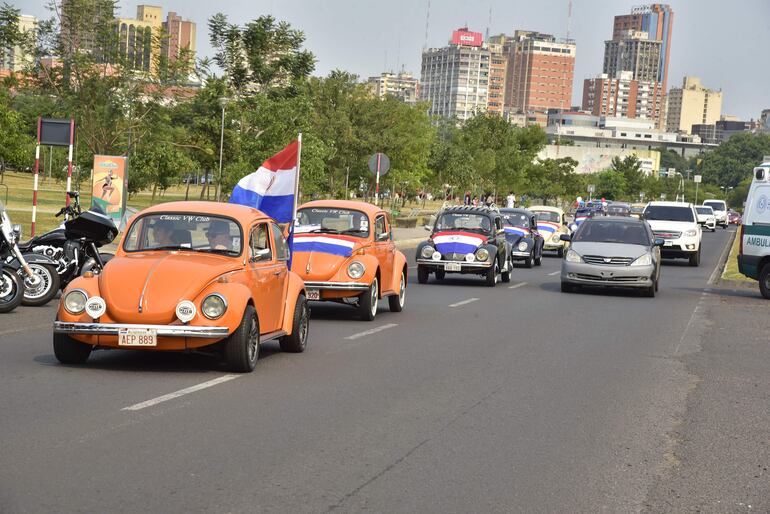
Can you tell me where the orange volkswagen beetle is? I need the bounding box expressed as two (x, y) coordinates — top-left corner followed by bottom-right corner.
(292, 200), (407, 321)
(53, 201), (309, 372)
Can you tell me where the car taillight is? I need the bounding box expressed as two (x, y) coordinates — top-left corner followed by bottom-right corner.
(739, 224), (744, 256)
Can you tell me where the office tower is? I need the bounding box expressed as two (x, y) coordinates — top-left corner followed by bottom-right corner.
(162, 11), (197, 65)
(612, 4), (673, 91)
(603, 31), (662, 85)
(115, 5), (163, 73)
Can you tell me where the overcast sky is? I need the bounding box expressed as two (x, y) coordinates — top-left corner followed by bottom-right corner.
(14, 0), (770, 119)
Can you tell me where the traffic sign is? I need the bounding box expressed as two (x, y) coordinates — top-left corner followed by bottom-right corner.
(587, 184), (595, 193)
(694, 175), (702, 183)
(368, 153), (390, 176)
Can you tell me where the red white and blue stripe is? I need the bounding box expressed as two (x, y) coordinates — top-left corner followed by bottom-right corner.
(536, 221), (560, 234)
(292, 234), (356, 257)
(432, 231), (487, 255)
(574, 215), (588, 226)
(229, 140), (298, 223)
(504, 226), (530, 237)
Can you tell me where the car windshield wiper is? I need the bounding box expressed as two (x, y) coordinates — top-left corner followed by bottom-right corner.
(305, 228), (342, 234)
(143, 245), (193, 251)
(197, 248), (236, 255)
(339, 229), (368, 236)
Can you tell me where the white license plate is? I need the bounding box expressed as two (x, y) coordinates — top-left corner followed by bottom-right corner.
(445, 262), (462, 271)
(118, 328), (157, 347)
(306, 289), (320, 301)
(664, 241), (674, 247)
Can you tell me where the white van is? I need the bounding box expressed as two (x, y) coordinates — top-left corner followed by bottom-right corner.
(738, 160), (770, 297)
(703, 199), (728, 228)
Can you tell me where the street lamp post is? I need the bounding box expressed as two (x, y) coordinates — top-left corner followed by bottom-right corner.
(216, 97), (230, 202)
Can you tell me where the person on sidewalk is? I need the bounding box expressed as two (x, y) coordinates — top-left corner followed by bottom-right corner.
(506, 191), (516, 208)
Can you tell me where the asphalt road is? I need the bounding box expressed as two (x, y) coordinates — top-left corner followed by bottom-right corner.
(0, 228), (752, 513)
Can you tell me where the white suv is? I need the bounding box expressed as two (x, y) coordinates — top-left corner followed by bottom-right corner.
(643, 201), (702, 266)
(703, 199), (728, 229)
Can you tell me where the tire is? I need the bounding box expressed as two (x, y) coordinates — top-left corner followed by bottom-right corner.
(485, 259), (499, 287)
(557, 246), (565, 258)
(53, 332), (92, 364)
(359, 277), (379, 321)
(534, 250), (542, 266)
(524, 257), (533, 268)
(643, 283), (656, 297)
(388, 271), (406, 312)
(501, 256), (512, 283)
(688, 248), (701, 267)
(224, 305), (260, 372)
(280, 295), (309, 353)
(711, 227), (716, 232)
(21, 263), (60, 307)
(417, 265), (429, 284)
(0, 267), (23, 313)
(435, 268), (445, 281)
(655, 276), (659, 292)
(561, 281), (575, 293)
(759, 264), (770, 300)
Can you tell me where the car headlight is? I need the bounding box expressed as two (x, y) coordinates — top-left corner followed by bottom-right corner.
(565, 249), (582, 263)
(570, 223), (578, 232)
(552, 233), (561, 242)
(201, 294), (227, 319)
(465, 253), (475, 262)
(347, 261), (365, 279)
(630, 253), (652, 266)
(421, 245), (435, 259)
(685, 229), (697, 237)
(475, 248), (489, 261)
(517, 241), (528, 252)
(63, 289), (88, 314)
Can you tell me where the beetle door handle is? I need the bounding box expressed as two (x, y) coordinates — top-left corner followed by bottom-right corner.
(273, 270), (284, 276)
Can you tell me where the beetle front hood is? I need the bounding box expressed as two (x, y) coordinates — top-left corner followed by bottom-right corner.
(290, 234), (365, 280)
(99, 252), (242, 324)
(432, 231), (487, 255)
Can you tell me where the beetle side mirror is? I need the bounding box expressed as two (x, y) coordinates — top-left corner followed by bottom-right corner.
(559, 233), (571, 242)
(423, 225), (431, 231)
(378, 232), (390, 241)
(250, 248), (271, 262)
(654, 238), (665, 247)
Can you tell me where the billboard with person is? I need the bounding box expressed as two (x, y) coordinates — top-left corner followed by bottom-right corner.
(91, 155), (127, 224)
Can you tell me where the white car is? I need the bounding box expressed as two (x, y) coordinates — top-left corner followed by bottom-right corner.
(702, 199), (728, 229)
(695, 205), (717, 232)
(643, 201), (702, 266)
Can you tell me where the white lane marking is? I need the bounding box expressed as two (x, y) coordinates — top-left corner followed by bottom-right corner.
(0, 323), (51, 336)
(508, 282), (527, 290)
(122, 374), (241, 411)
(449, 298), (479, 308)
(345, 323), (399, 340)
(547, 271), (560, 276)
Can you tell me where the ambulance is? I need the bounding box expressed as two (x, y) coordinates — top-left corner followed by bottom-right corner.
(737, 159), (770, 298)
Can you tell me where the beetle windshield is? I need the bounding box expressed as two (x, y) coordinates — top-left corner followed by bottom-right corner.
(123, 214), (242, 256)
(295, 207), (370, 238)
(574, 220), (651, 246)
(502, 213), (529, 227)
(533, 211), (560, 223)
(435, 212), (491, 233)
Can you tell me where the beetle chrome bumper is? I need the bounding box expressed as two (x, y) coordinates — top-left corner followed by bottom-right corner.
(302, 281), (370, 291)
(416, 259), (493, 269)
(53, 322), (230, 338)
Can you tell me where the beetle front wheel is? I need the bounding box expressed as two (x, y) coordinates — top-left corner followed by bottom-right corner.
(224, 305), (260, 372)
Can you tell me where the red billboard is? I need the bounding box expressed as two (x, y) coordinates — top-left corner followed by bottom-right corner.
(451, 29), (483, 47)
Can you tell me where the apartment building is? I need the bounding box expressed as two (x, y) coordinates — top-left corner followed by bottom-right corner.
(582, 71), (664, 121)
(162, 11), (197, 65)
(486, 35), (508, 115)
(612, 4), (674, 91)
(0, 14), (36, 73)
(665, 76), (723, 133)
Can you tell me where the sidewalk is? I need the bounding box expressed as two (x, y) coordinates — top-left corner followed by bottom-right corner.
(393, 226), (427, 249)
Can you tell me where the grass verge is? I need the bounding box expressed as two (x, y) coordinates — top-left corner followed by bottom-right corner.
(721, 228), (752, 282)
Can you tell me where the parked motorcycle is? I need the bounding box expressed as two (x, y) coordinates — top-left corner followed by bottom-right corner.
(17, 192), (118, 291)
(0, 201), (39, 312)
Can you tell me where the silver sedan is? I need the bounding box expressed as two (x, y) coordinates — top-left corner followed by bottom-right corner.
(560, 216), (664, 297)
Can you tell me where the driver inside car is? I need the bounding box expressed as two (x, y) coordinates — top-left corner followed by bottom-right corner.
(151, 220), (176, 247)
(207, 220), (232, 250)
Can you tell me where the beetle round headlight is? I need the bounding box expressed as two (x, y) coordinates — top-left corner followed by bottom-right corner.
(63, 289), (88, 314)
(347, 261), (365, 279)
(201, 294), (227, 319)
(552, 233), (561, 242)
(421, 245), (435, 259)
(518, 241), (528, 252)
(475, 248), (489, 261)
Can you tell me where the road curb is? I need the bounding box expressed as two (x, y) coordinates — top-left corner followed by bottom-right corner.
(709, 228), (737, 286)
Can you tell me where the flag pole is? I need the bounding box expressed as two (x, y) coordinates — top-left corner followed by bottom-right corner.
(288, 133), (302, 268)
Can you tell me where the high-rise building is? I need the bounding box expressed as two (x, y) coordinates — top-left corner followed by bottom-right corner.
(502, 30), (576, 126)
(603, 31), (662, 85)
(582, 71), (664, 121)
(0, 14), (36, 73)
(162, 11), (197, 65)
(486, 35), (508, 116)
(60, 0), (116, 60)
(115, 5), (163, 73)
(760, 109), (770, 133)
(612, 4), (674, 91)
(368, 72), (420, 104)
(420, 28), (490, 121)
(665, 76), (723, 133)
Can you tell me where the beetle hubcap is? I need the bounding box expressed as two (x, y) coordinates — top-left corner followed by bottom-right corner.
(398, 274), (405, 307)
(298, 303), (308, 347)
(246, 315), (259, 363)
(371, 279), (378, 316)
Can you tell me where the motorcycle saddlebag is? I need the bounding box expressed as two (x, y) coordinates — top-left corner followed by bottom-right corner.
(64, 211), (118, 246)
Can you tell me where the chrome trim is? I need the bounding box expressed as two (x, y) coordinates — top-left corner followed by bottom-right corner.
(416, 259), (493, 269)
(303, 281), (370, 291)
(510, 251), (531, 257)
(201, 293), (228, 320)
(53, 321), (230, 338)
(260, 329), (287, 342)
(63, 289), (89, 315)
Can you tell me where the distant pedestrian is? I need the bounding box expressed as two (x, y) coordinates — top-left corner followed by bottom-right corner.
(506, 191), (516, 208)
(464, 190), (471, 205)
(484, 193), (493, 207)
(472, 196), (479, 207)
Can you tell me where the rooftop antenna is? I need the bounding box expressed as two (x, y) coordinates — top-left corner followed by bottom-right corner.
(566, 0), (573, 40)
(486, 4), (492, 41)
(423, 0), (431, 51)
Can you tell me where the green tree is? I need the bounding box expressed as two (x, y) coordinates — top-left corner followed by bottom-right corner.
(596, 169), (627, 199)
(610, 155), (644, 197)
(528, 157), (579, 204)
(0, 89), (34, 170)
(700, 133), (770, 188)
